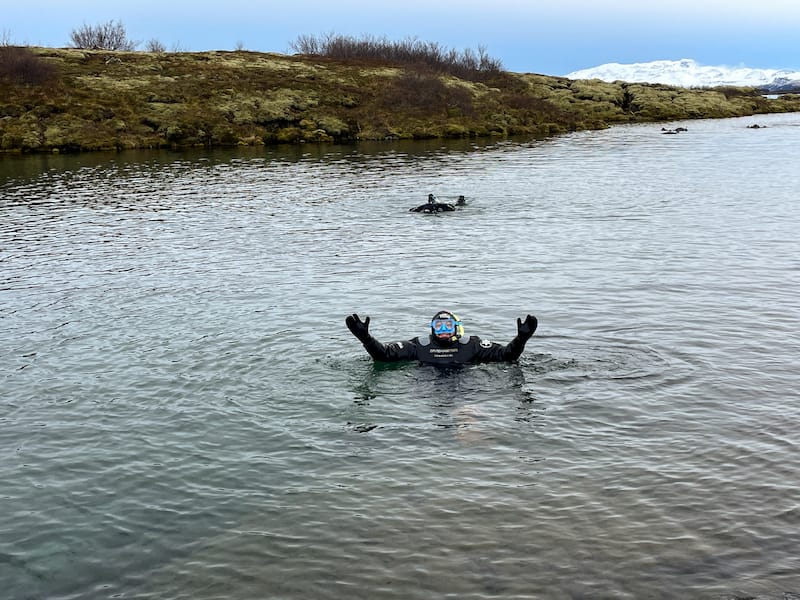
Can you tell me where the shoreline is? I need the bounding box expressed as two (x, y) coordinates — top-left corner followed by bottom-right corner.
(2, 47), (800, 155)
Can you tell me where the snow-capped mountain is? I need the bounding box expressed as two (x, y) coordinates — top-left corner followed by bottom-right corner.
(565, 59), (800, 92)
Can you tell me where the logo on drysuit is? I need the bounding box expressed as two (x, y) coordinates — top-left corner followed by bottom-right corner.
(429, 347), (458, 357)
(480, 340), (493, 348)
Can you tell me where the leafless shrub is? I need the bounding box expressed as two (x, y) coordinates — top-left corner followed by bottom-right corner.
(145, 38), (166, 53)
(380, 72), (475, 116)
(70, 20), (137, 51)
(0, 46), (57, 85)
(384, 72), (449, 109)
(290, 33), (323, 55)
(290, 33), (503, 81)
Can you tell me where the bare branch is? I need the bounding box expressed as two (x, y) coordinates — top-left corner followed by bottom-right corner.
(70, 20), (137, 51)
(289, 33), (504, 81)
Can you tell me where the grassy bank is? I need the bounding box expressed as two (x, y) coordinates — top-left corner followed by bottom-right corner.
(2, 46), (799, 153)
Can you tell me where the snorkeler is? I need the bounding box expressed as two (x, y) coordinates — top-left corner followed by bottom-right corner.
(345, 310), (537, 365)
(409, 193), (458, 213)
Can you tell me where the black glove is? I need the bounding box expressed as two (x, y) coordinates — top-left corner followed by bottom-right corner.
(516, 314), (538, 341)
(345, 313), (371, 343)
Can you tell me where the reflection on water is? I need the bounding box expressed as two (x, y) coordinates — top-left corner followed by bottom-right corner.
(2, 113), (800, 599)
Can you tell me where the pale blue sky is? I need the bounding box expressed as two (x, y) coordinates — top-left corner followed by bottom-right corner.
(4, 0), (799, 75)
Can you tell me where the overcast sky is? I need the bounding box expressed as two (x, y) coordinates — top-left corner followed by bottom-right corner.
(4, 0), (799, 75)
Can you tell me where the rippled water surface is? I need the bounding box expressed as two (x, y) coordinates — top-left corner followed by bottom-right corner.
(2, 113), (799, 599)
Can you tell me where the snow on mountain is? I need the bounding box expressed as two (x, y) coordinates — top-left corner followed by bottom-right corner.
(565, 59), (800, 91)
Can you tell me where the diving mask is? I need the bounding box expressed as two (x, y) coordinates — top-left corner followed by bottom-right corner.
(431, 317), (459, 335)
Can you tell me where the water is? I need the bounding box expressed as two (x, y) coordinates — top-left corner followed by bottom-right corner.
(2, 113), (799, 599)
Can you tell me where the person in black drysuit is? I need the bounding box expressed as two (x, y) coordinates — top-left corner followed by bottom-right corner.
(345, 310), (537, 365)
(409, 193), (457, 213)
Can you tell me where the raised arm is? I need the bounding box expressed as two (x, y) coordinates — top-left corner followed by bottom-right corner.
(474, 314), (537, 362)
(502, 314), (538, 360)
(345, 314), (415, 362)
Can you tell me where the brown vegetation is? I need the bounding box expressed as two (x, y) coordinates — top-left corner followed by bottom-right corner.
(0, 46), (57, 85)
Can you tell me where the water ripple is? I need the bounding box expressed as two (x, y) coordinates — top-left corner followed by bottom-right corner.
(2, 113), (800, 599)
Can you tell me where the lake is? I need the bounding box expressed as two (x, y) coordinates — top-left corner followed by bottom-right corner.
(2, 113), (799, 600)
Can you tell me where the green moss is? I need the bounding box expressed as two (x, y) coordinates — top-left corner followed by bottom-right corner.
(315, 116), (349, 136)
(276, 127), (302, 143)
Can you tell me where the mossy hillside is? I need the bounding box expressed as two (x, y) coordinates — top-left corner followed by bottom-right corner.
(1, 46), (798, 153)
